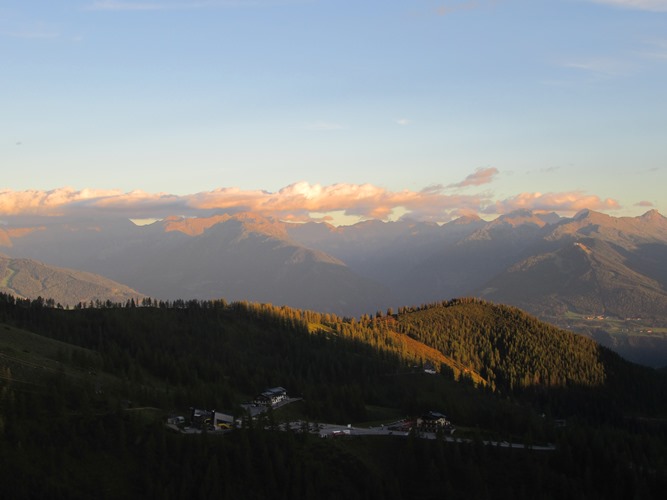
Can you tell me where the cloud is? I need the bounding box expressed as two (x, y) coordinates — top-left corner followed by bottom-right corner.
(561, 57), (632, 77)
(0, 183), (485, 222)
(635, 200), (655, 207)
(0, 187), (188, 218)
(486, 191), (621, 215)
(0, 181), (622, 224)
(590, 1), (667, 12)
(447, 167), (499, 188)
(557, 39), (667, 84)
(395, 118), (411, 126)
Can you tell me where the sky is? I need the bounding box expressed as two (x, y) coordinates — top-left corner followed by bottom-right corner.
(2, 0), (666, 224)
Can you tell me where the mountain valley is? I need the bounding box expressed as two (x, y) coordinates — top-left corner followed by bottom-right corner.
(2, 208), (667, 365)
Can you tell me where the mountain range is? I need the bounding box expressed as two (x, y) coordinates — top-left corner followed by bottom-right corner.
(2, 208), (667, 363)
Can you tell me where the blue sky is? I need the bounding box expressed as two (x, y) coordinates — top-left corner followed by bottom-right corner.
(2, 1), (666, 223)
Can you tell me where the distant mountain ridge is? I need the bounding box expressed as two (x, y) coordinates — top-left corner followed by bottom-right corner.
(2, 209), (667, 348)
(0, 255), (143, 307)
(476, 209), (667, 320)
(0, 213), (395, 316)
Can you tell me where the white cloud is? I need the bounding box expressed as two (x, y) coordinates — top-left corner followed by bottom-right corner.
(395, 118), (411, 126)
(590, 1), (667, 12)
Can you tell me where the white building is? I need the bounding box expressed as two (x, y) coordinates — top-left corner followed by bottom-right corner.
(254, 387), (288, 406)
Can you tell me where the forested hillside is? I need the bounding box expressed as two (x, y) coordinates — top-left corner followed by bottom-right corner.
(397, 299), (606, 391)
(2, 293), (667, 498)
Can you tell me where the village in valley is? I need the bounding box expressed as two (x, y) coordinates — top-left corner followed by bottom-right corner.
(166, 385), (458, 441)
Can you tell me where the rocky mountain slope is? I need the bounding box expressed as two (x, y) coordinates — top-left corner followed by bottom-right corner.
(0, 255), (143, 307)
(476, 209), (667, 320)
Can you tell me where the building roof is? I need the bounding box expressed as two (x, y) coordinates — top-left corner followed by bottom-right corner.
(421, 411), (448, 420)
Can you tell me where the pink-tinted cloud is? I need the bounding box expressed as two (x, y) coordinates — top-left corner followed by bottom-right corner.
(0, 187), (120, 216)
(485, 191), (621, 215)
(0, 183), (486, 222)
(0, 182), (622, 224)
(447, 167), (499, 189)
(635, 200), (655, 207)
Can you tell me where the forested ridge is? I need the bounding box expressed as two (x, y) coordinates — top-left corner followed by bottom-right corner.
(397, 299), (606, 391)
(2, 292), (667, 498)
